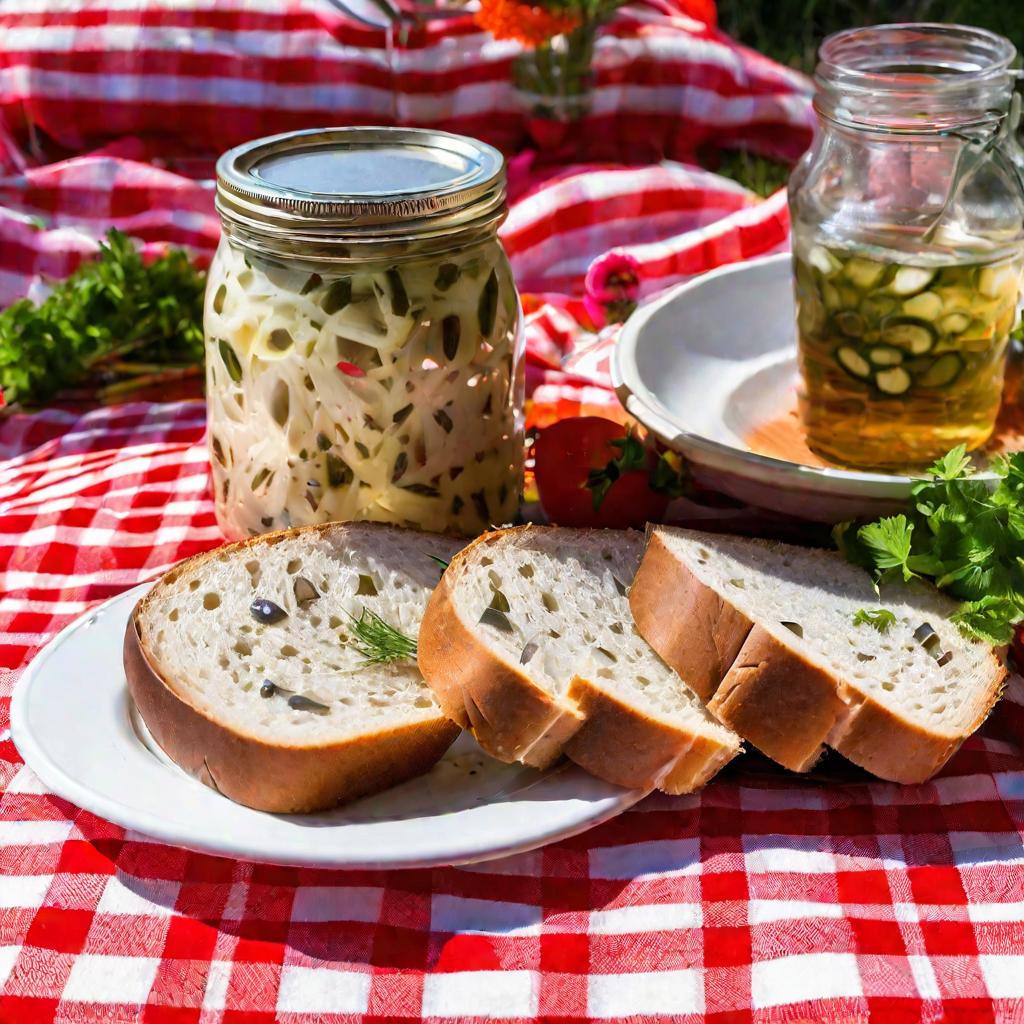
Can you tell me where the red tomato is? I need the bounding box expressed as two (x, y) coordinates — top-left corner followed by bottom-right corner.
(533, 417), (671, 529)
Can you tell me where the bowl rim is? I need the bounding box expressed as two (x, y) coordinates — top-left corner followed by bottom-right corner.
(613, 252), (1000, 495)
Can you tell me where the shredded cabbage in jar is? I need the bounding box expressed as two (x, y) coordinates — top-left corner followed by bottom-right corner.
(204, 238), (522, 538)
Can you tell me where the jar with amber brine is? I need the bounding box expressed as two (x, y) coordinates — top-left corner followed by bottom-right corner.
(789, 24), (1024, 469)
(206, 128), (523, 539)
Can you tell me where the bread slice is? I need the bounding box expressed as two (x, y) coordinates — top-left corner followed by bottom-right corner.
(124, 523), (463, 813)
(631, 526), (1006, 783)
(417, 526), (741, 793)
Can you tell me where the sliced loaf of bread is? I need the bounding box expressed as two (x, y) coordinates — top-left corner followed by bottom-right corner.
(124, 523), (462, 812)
(417, 526), (741, 792)
(631, 526), (1006, 783)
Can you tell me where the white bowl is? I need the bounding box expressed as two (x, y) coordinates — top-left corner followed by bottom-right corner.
(613, 253), (997, 522)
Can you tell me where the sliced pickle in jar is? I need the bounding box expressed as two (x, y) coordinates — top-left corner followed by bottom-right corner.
(808, 246), (842, 277)
(874, 366), (912, 395)
(836, 346), (871, 380)
(938, 311), (971, 335)
(868, 345), (903, 366)
(918, 353), (964, 388)
(843, 257), (886, 289)
(835, 311), (865, 337)
(887, 266), (936, 296)
(880, 318), (935, 355)
(901, 291), (943, 321)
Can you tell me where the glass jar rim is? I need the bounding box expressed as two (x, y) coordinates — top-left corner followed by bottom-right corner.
(815, 23), (1018, 133)
(216, 126), (507, 252)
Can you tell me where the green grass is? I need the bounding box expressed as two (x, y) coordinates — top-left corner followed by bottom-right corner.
(717, 0), (1024, 73)
(709, 1), (1024, 192)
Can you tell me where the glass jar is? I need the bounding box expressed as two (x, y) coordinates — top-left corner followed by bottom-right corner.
(788, 24), (1024, 469)
(206, 127), (523, 540)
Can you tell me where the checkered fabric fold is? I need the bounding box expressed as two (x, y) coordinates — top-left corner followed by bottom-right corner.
(2, 3), (1024, 1021)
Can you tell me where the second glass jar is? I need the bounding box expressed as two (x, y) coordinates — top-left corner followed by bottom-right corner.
(788, 23), (1024, 470)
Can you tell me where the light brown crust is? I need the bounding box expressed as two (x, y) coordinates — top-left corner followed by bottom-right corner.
(630, 529), (753, 701)
(124, 524), (460, 814)
(417, 526), (740, 790)
(634, 527), (1008, 784)
(565, 676), (737, 793)
(417, 532), (584, 770)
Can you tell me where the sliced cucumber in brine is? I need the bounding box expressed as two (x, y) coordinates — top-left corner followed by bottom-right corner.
(835, 310), (865, 337)
(881, 318), (936, 355)
(938, 311), (971, 335)
(874, 366), (912, 395)
(860, 293), (898, 322)
(902, 291), (943, 321)
(887, 266), (936, 296)
(836, 346), (872, 379)
(843, 257), (886, 289)
(808, 245), (842, 277)
(918, 353), (964, 388)
(868, 345), (903, 366)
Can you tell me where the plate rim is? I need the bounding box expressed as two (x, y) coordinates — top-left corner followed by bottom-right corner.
(614, 252), (1000, 494)
(10, 583), (647, 870)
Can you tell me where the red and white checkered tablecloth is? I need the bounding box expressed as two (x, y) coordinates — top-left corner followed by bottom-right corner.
(2, 3), (1024, 1021)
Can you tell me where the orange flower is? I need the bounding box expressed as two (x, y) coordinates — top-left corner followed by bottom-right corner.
(474, 0), (583, 47)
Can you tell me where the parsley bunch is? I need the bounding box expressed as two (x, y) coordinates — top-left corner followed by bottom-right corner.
(835, 446), (1024, 645)
(0, 230), (205, 408)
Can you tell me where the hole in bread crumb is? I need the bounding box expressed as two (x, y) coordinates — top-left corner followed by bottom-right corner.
(233, 640), (252, 657)
(218, 655), (230, 670)
(480, 557), (493, 567)
(595, 647), (617, 664)
(287, 558), (302, 574)
(518, 564), (534, 579)
(168, 609), (179, 622)
(280, 644), (299, 657)
(189, 580), (200, 591)
(882, 681), (895, 691)
(329, 616), (343, 629)
(597, 668), (614, 679)
(203, 593), (221, 610)
(357, 574), (379, 596)
(637, 675), (652, 689)
(414, 696), (433, 708)
(609, 622), (624, 635)
(542, 592), (559, 613)
(309, 614), (322, 628)
(549, 629), (561, 639)
(698, 548), (710, 559)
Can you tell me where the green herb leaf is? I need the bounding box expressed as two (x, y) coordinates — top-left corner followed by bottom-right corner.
(852, 608), (897, 633)
(929, 444), (973, 481)
(0, 229), (204, 408)
(858, 515), (915, 581)
(837, 447), (1024, 645)
(951, 596), (1022, 646)
(346, 608), (418, 664)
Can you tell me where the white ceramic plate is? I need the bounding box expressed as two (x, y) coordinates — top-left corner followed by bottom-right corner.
(11, 584), (645, 869)
(614, 253), (998, 522)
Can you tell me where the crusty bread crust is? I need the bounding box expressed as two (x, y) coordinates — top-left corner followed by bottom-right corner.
(417, 526), (740, 792)
(124, 524), (460, 814)
(566, 677), (737, 793)
(632, 528), (1007, 784)
(630, 529), (753, 702)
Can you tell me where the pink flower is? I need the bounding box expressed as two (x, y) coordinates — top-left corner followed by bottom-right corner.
(584, 252), (641, 327)
(585, 252), (641, 303)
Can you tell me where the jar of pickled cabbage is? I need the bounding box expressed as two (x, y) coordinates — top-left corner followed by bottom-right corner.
(206, 127), (523, 539)
(789, 24), (1024, 469)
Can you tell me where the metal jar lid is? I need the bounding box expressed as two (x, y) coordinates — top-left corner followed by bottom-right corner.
(215, 126), (507, 250)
